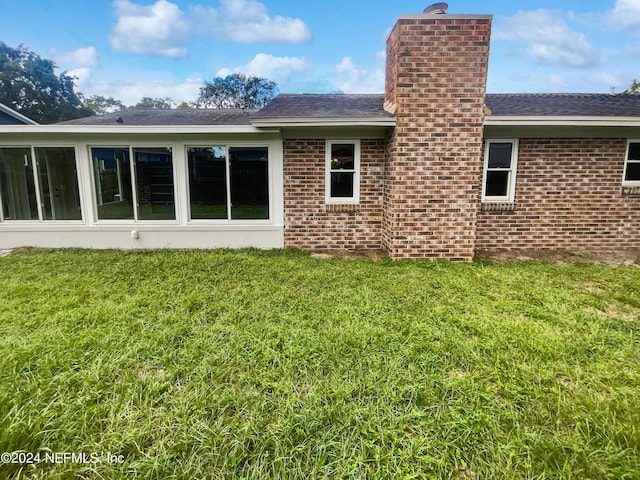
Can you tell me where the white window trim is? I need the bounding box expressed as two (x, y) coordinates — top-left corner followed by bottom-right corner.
(0, 143), (85, 224)
(482, 139), (519, 203)
(184, 143), (273, 223)
(87, 144), (179, 225)
(325, 139), (360, 205)
(622, 140), (640, 187)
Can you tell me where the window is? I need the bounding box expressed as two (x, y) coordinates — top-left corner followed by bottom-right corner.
(187, 145), (269, 220)
(623, 141), (640, 186)
(326, 140), (360, 203)
(482, 140), (518, 202)
(0, 146), (81, 221)
(91, 146), (175, 221)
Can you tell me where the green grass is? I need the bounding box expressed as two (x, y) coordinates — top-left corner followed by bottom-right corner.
(0, 249), (638, 479)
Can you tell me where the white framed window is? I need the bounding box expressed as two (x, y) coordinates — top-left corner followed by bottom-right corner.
(186, 145), (270, 221)
(325, 140), (360, 204)
(90, 145), (176, 222)
(482, 140), (519, 202)
(623, 141), (640, 187)
(0, 145), (83, 222)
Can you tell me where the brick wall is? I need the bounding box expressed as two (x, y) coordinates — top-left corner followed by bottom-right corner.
(283, 139), (385, 250)
(383, 15), (492, 260)
(476, 138), (640, 249)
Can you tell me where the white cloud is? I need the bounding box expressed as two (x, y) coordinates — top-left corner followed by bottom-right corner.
(604, 0), (640, 31)
(68, 68), (93, 92)
(51, 47), (99, 68)
(217, 54), (311, 82)
(334, 52), (385, 94)
(494, 9), (602, 68)
(588, 71), (626, 91)
(109, 0), (190, 58)
(87, 77), (203, 105)
(191, 0), (311, 43)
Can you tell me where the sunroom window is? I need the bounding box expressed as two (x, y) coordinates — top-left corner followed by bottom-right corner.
(187, 145), (269, 220)
(0, 146), (81, 221)
(482, 140), (518, 202)
(623, 141), (640, 186)
(91, 146), (175, 221)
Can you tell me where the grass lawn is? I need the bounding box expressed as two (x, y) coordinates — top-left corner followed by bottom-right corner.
(0, 249), (638, 479)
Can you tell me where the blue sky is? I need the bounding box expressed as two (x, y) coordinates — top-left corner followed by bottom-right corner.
(2, 0), (640, 105)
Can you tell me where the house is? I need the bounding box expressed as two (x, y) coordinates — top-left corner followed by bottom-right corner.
(1, 6), (639, 260)
(0, 102), (38, 125)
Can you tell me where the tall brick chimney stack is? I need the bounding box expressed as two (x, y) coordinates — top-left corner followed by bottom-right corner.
(383, 6), (492, 260)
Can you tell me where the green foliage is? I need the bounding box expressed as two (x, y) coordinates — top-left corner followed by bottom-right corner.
(0, 249), (638, 479)
(131, 96), (175, 109)
(0, 42), (92, 124)
(624, 79), (640, 94)
(81, 95), (126, 115)
(195, 73), (278, 109)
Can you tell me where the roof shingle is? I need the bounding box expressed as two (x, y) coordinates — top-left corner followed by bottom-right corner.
(57, 108), (257, 126)
(252, 94), (391, 119)
(485, 93), (640, 117)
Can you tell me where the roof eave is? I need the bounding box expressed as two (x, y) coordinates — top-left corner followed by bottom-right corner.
(0, 104), (39, 125)
(485, 115), (640, 127)
(0, 125), (278, 134)
(251, 117), (396, 127)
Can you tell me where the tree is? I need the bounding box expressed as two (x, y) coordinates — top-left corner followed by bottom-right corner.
(82, 95), (126, 115)
(624, 79), (640, 94)
(132, 97), (175, 109)
(194, 73), (278, 109)
(0, 42), (92, 123)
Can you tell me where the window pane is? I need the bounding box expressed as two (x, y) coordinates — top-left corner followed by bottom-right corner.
(0, 147), (38, 220)
(35, 147), (82, 220)
(330, 144), (355, 170)
(625, 161), (640, 182)
(229, 147), (269, 220)
(92, 148), (134, 220)
(485, 171), (509, 197)
(188, 147), (227, 219)
(629, 143), (640, 161)
(488, 143), (513, 169)
(133, 147), (175, 221)
(331, 172), (355, 198)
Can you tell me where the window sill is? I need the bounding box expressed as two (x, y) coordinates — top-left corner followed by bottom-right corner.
(325, 203), (360, 213)
(480, 202), (516, 212)
(622, 186), (640, 196)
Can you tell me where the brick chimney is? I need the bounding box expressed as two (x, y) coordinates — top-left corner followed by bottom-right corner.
(383, 8), (492, 260)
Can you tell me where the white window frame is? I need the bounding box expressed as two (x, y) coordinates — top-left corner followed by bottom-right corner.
(325, 139), (360, 204)
(0, 144), (84, 223)
(482, 139), (519, 203)
(88, 144), (178, 224)
(622, 140), (640, 187)
(184, 143), (272, 223)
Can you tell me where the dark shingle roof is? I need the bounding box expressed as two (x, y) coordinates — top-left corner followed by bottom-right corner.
(57, 108), (257, 126)
(486, 93), (640, 117)
(252, 94), (391, 119)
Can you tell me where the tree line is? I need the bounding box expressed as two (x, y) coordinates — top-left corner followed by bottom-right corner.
(0, 41), (278, 124)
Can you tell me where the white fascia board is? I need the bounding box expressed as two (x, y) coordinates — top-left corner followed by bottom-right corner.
(0, 125), (278, 134)
(485, 116), (640, 127)
(0, 104), (39, 125)
(251, 117), (397, 127)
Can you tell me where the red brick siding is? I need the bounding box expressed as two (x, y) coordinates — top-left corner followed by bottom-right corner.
(476, 138), (640, 249)
(283, 139), (385, 250)
(383, 17), (492, 260)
